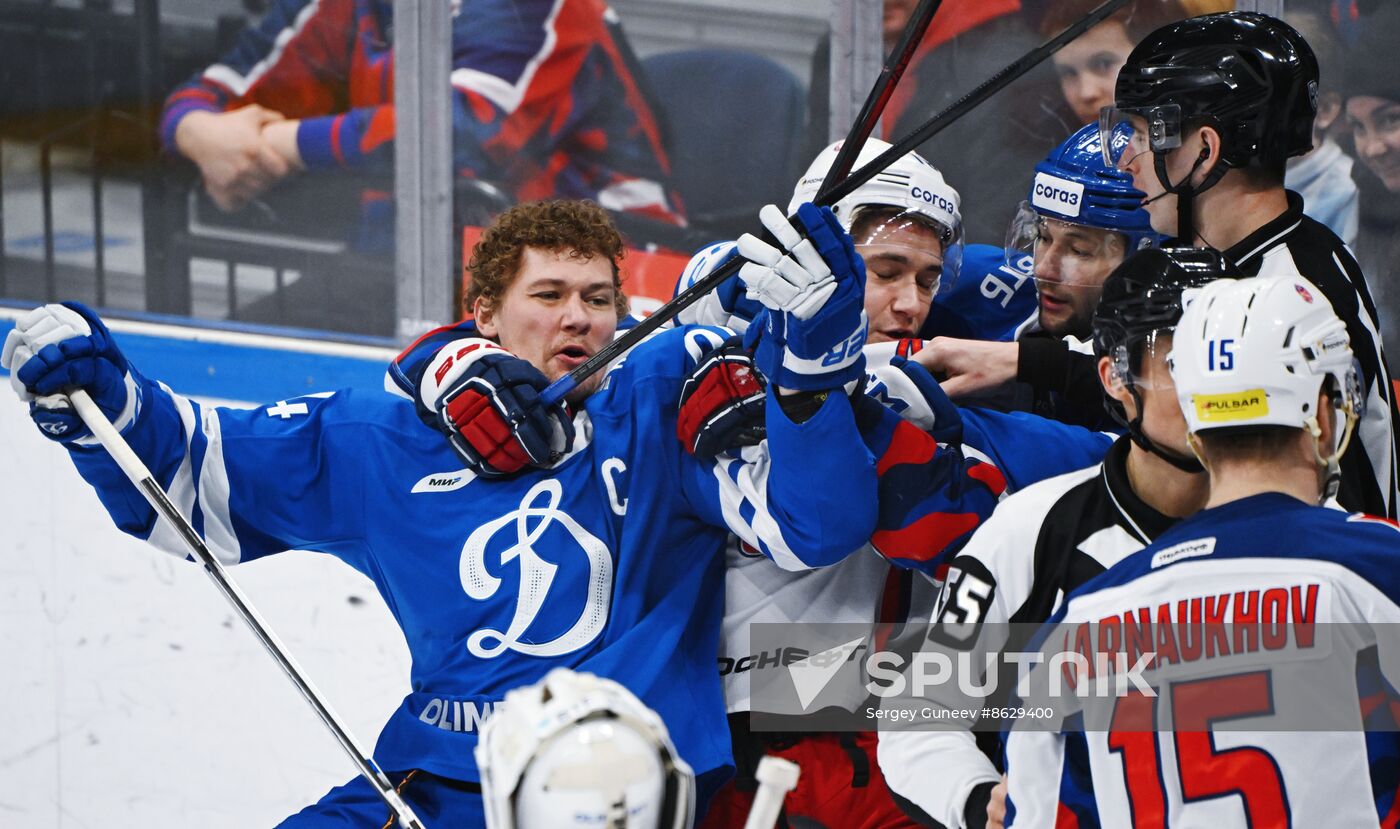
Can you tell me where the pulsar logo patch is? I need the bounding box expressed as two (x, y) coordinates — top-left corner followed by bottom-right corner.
(1194, 389), (1268, 422)
(1031, 172), (1085, 218)
(1295, 283), (1314, 303)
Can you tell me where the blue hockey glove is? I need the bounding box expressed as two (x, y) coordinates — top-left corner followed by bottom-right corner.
(418, 338), (575, 477)
(674, 241), (763, 334)
(676, 336), (767, 457)
(2, 302), (141, 442)
(737, 203), (868, 392)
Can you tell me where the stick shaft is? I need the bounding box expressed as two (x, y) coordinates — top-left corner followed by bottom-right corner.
(820, 0), (1135, 208)
(815, 0), (945, 203)
(69, 390), (427, 829)
(742, 757), (800, 829)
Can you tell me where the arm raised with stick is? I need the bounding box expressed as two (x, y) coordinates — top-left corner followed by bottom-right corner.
(2, 303), (426, 829)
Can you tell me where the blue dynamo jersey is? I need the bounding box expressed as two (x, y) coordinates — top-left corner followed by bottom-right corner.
(923, 243), (1037, 342)
(64, 326), (878, 783)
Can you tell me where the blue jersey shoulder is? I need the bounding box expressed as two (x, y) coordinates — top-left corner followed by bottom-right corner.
(590, 324), (730, 408)
(923, 244), (1037, 342)
(386, 320), (481, 401)
(1071, 493), (1400, 603)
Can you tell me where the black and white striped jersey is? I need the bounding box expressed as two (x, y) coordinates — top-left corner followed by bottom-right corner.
(1224, 191), (1399, 519)
(879, 438), (1179, 828)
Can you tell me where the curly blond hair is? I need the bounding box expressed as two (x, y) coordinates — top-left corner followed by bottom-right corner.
(466, 200), (629, 320)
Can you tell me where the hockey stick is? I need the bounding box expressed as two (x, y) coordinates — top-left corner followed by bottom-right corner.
(540, 0), (1130, 407)
(819, 0), (1134, 208)
(68, 390), (428, 829)
(816, 0), (944, 204)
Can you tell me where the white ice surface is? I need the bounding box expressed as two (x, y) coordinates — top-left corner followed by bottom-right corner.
(0, 394), (412, 827)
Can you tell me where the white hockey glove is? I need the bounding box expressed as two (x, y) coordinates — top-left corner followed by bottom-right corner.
(2, 302), (141, 442)
(737, 203), (868, 392)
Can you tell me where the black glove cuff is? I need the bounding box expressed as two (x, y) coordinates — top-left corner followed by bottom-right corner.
(774, 389), (829, 423)
(963, 781), (996, 829)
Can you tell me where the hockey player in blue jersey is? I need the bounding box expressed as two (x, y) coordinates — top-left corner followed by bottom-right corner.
(913, 122), (1161, 427)
(1003, 273), (1400, 827)
(0, 199), (882, 827)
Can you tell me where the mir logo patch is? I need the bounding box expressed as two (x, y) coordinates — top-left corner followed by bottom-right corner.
(1031, 172), (1085, 218)
(1194, 389), (1269, 422)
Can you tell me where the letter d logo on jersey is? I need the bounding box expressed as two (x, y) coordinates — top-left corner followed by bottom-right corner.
(459, 480), (613, 659)
(1031, 172), (1085, 218)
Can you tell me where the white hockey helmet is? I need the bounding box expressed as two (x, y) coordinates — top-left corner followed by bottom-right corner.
(789, 138), (963, 297)
(788, 138), (961, 246)
(1169, 275), (1361, 490)
(477, 668), (694, 829)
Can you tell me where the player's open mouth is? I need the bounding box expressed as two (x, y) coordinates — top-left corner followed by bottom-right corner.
(555, 346), (591, 367)
(881, 327), (915, 340)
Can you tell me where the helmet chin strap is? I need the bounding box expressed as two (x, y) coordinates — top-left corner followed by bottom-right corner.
(1145, 148), (1229, 245)
(1110, 383), (1206, 474)
(1307, 407), (1359, 505)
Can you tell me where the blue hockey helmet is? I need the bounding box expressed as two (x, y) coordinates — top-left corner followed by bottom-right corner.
(1007, 122), (1162, 264)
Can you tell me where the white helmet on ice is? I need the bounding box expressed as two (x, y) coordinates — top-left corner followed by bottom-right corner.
(1169, 275), (1362, 495)
(788, 138), (962, 248)
(477, 669), (694, 829)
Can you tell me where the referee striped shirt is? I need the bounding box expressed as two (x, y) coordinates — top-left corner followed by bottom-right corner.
(1225, 190), (1398, 519)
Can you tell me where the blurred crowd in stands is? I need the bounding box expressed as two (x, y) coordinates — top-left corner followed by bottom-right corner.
(6, 0), (1400, 346)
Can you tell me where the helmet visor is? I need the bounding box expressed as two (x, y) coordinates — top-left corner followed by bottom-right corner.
(1111, 328), (1176, 390)
(851, 206), (961, 298)
(1099, 103), (1183, 167)
(1005, 202), (1128, 291)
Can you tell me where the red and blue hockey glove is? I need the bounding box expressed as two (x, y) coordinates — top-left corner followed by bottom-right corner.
(737, 203), (868, 392)
(2, 302), (142, 443)
(676, 337), (767, 457)
(419, 338), (575, 477)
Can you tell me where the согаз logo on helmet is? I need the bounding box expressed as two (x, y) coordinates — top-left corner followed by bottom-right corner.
(909, 186), (956, 215)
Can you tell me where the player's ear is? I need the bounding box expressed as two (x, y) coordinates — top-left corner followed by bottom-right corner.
(1099, 354), (1136, 413)
(474, 296), (498, 339)
(1193, 126), (1223, 185)
(1315, 388), (1337, 449)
